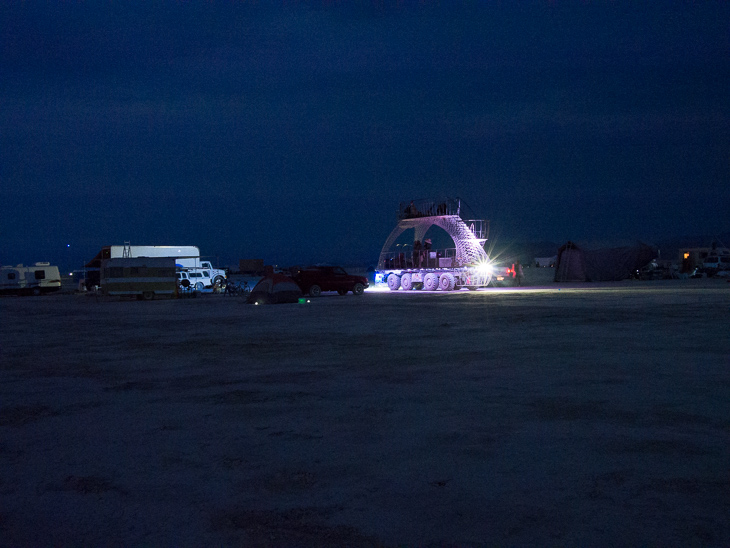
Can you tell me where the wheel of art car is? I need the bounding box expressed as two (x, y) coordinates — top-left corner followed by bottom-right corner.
(387, 273), (401, 291)
(423, 273), (439, 291)
(142, 291), (154, 301)
(439, 273), (456, 291)
(400, 273), (413, 290)
(213, 275), (225, 286)
(352, 282), (364, 296)
(195, 282), (204, 291)
(308, 284), (322, 297)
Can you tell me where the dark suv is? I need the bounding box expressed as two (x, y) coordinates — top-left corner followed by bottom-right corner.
(292, 266), (368, 297)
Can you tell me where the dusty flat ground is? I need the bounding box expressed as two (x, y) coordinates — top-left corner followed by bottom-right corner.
(1, 279), (729, 547)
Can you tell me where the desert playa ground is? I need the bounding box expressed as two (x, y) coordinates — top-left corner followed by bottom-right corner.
(1, 278), (729, 546)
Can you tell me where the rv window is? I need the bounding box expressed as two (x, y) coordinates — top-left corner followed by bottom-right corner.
(107, 267), (124, 278)
(7, 272), (16, 280)
(34, 270), (46, 280)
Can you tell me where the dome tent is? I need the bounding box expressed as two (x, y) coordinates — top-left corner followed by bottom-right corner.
(247, 272), (303, 304)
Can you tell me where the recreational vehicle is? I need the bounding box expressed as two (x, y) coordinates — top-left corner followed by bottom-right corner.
(87, 245), (226, 287)
(0, 263), (62, 296)
(100, 257), (177, 300)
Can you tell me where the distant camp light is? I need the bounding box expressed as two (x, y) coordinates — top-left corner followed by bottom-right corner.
(298, 298), (306, 304)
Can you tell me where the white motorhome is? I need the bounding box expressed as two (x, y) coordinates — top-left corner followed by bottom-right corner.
(0, 263), (62, 296)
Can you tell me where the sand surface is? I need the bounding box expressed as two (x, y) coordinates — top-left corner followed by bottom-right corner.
(1, 279), (729, 546)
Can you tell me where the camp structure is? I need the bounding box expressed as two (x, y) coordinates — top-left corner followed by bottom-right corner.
(0, 263), (62, 296)
(247, 273), (303, 305)
(554, 241), (656, 282)
(100, 257), (177, 300)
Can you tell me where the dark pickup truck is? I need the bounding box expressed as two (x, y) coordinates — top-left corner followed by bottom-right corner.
(292, 266), (368, 297)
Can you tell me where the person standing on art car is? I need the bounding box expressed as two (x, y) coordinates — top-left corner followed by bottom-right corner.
(423, 239), (432, 267)
(514, 260), (525, 286)
(413, 239), (422, 268)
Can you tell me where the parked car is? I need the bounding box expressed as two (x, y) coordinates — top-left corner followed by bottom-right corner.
(291, 266), (368, 297)
(177, 269), (221, 291)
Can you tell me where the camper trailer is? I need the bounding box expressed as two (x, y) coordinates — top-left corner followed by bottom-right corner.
(87, 245), (226, 287)
(0, 263), (62, 296)
(100, 257), (177, 300)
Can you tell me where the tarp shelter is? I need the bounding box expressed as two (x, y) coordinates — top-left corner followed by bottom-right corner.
(555, 241), (656, 282)
(247, 273), (303, 304)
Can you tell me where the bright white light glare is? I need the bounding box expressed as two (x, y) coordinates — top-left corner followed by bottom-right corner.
(476, 260), (493, 275)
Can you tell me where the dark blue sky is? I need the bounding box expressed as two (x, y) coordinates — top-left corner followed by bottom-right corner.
(2, 2), (728, 270)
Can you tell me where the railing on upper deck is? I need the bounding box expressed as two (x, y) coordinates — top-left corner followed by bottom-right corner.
(397, 198), (490, 241)
(398, 198), (461, 220)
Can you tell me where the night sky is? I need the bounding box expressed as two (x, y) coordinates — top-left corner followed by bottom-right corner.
(2, 2), (728, 271)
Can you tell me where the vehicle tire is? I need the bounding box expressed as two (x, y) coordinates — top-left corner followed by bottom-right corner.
(439, 273), (456, 291)
(352, 283), (364, 296)
(32, 288), (42, 296)
(309, 285), (322, 297)
(195, 282), (204, 291)
(423, 273), (438, 291)
(213, 276), (225, 286)
(142, 291), (154, 301)
(337, 289), (348, 296)
(387, 273), (401, 291)
(400, 273), (413, 290)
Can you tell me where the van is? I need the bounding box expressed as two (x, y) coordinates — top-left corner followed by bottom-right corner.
(702, 254), (730, 272)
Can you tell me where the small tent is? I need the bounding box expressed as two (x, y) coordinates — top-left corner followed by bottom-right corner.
(555, 241), (656, 282)
(247, 273), (303, 304)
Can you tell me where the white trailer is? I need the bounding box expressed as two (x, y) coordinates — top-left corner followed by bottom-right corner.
(0, 263), (62, 296)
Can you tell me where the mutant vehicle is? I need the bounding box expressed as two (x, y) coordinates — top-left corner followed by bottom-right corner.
(375, 197), (494, 291)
